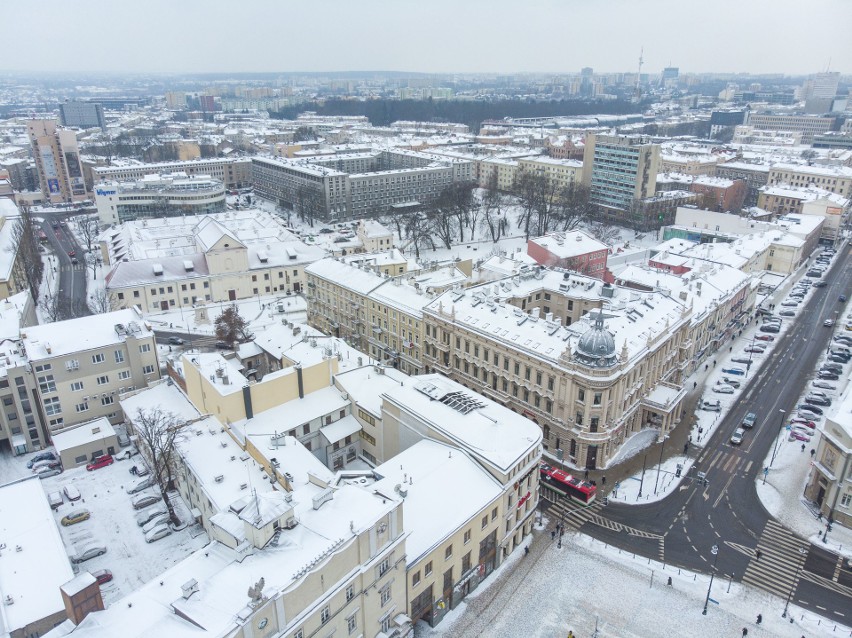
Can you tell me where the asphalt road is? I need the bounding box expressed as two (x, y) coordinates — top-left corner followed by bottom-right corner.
(545, 243), (852, 623)
(38, 214), (90, 320)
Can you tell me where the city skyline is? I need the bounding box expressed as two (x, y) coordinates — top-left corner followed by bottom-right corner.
(5, 0), (851, 76)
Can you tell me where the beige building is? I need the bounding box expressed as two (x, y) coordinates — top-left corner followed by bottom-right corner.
(306, 258), (431, 374)
(478, 158), (519, 190)
(659, 153), (719, 176)
(804, 382), (852, 529)
(21, 308), (161, 433)
(421, 270), (690, 469)
(516, 156), (583, 190)
(51, 417), (118, 468)
(356, 218), (394, 252)
(758, 184), (849, 217)
(767, 163), (852, 198)
(93, 157), (252, 191)
(0, 199), (31, 300)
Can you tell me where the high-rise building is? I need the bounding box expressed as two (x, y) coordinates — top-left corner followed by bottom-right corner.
(164, 91), (187, 109)
(59, 100), (105, 130)
(27, 119), (87, 204)
(803, 71), (840, 100)
(582, 133), (660, 225)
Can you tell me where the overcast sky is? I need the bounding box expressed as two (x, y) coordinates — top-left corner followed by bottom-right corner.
(6, 0), (851, 76)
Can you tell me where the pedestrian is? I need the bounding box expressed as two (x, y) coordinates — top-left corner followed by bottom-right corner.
(742, 628), (748, 637)
(667, 576), (672, 587)
(801, 443), (806, 452)
(168, 346), (172, 353)
(567, 632), (575, 638)
(584, 469), (589, 480)
(601, 476), (606, 486)
(810, 448), (816, 458)
(524, 546), (529, 556)
(551, 530), (556, 540)
(756, 614), (762, 625)
(756, 549), (762, 560)
(693, 381), (697, 389)
(818, 512), (823, 521)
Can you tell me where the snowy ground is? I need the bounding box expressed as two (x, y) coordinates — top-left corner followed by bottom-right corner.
(0, 450), (209, 607)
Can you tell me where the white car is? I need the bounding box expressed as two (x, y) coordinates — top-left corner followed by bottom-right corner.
(712, 384), (735, 394)
(142, 513), (170, 534)
(730, 428), (745, 445)
(144, 523), (172, 543)
(71, 544), (106, 564)
(136, 505), (168, 526)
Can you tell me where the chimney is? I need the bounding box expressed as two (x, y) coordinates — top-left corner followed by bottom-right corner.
(295, 363), (304, 399)
(61, 573), (104, 625)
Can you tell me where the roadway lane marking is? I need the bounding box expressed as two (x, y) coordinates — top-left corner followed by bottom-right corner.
(833, 554), (844, 581)
(714, 471), (738, 508)
(817, 605), (827, 610)
(744, 460), (753, 473)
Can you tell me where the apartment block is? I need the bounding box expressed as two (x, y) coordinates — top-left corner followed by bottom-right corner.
(27, 119), (87, 204)
(59, 100), (106, 130)
(20, 308), (161, 433)
(93, 157), (252, 190)
(766, 163), (852, 198)
(516, 156), (583, 190)
(744, 114), (836, 144)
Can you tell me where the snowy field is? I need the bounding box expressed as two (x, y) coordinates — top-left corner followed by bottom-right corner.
(0, 450), (209, 606)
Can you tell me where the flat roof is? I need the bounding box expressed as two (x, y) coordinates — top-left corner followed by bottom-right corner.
(51, 418), (116, 453)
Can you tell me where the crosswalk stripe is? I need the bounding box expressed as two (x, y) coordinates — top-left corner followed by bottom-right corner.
(800, 569), (852, 597)
(742, 520), (808, 599)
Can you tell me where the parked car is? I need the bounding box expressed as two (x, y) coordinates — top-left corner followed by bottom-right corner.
(26, 451), (57, 469)
(91, 569), (113, 585)
(779, 310), (796, 317)
(834, 336), (852, 345)
(215, 340), (230, 349)
(721, 377), (741, 389)
(167, 336), (184, 345)
(790, 418), (816, 429)
(117, 447), (140, 461)
(812, 380), (836, 390)
(813, 281), (827, 288)
(821, 363), (844, 373)
(117, 432), (131, 447)
(759, 325), (780, 334)
(144, 523), (173, 543)
(31, 459), (62, 472)
(754, 335), (775, 342)
(126, 477), (154, 494)
(824, 319), (835, 327)
(731, 357), (753, 365)
(722, 367), (746, 376)
(828, 354), (849, 364)
(64, 485), (81, 501)
(790, 429), (811, 442)
(136, 505), (168, 526)
(744, 346), (765, 354)
(742, 412), (757, 428)
(806, 271), (823, 278)
(713, 384), (735, 394)
(132, 493), (162, 510)
(86, 455), (114, 471)
(730, 428), (745, 445)
(701, 400), (722, 412)
(35, 466), (62, 479)
(805, 395), (831, 406)
(48, 491), (64, 510)
(129, 464), (150, 477)
(817, 371), (840, 380)
(71, 545), (106, 564)
(61, 509), (91, 526)
(142, 513), (170, 534)
(780, 300), (800, 307)
(798, 404), (824, 415)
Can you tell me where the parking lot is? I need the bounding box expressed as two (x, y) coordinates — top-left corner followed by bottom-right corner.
(17, 452), (209, 605)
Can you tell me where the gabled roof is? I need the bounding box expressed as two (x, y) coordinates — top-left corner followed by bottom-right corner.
(194, 217), (245, 252)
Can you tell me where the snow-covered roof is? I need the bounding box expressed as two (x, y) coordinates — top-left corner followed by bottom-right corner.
(120, 380), (201, 424)
(0, 292), (31, 342)
(529, 230), (608, 259)
(319, 415), (361, 444)
(306, 258), (385, 295)
(0, 477), (75, 634)
(51, 418), (116, 454)
(0, 201), (21, 282)
(21, 308), (152, 361)
(105, 252), (209, 289)
(359, 219), (392, 238)
(824, 383), (852, 450)
(194, 217), (244, 252)
(373, 440), (503, 563)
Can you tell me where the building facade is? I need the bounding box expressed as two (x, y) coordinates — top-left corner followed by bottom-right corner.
(27, 119), (87, 204)
(93, 157), (252, 190)
(59, 100), (106, 130)
(527, 230), (608, 278)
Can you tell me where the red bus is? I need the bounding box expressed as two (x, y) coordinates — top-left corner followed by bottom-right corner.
(540, 463), (596, 504)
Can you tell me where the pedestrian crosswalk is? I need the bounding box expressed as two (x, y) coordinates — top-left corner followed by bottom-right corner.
(742, 520), (808, 599)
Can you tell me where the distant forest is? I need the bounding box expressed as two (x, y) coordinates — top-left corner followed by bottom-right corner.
(271, 98), (643, 132)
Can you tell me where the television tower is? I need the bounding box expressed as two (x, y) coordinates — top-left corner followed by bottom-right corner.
(634, 47), (644, 102)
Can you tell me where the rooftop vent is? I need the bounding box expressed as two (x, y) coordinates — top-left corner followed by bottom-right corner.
(152, 263), (164, 276)
(181, 579), (199, 600)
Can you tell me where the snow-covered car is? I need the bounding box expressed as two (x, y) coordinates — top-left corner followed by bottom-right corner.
(790, 418), (815, 429)
(31, 459), (62, 472)
(720, 377), (741, 388)
(126, 477), (154, 495)
(779, 309), (796, 317)
(744, 346), (765, 354)
(136, 505), (168, 526)
(71, 544), (106, 564)
(754, 334), (775, 342)
(142, 513), (170, 534)
(812, 380), (836, 390)
(790, 429), (811, 442)
(731, 357), (753, 365)
(780, 300), (800, 307)
(804, 395), (831, 406)
(26, 451), (57, 469)
(701, 400), (722, 412)
(144, 523), (172, 543)
(712, 385), (735, 394)
(131, 493), (162, 510)
(64, 485), (81, 501)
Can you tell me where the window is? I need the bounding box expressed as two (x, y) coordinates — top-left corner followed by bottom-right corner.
(114, 350), (125, 363)
(139, 344), (151, 353)
(379, 556), (390, 576)
(44, 397), (61, 416)
(578, 389), (585, 402)
(71, 381), (84, 392)
(590, 417), (599, 432)
(75, 401), (89, 413)
(381, 613), (392, 632)
(101, 395), (115, 406)
(462, 551), (471, 573)
(345, 585), (354, 602)
(425, 561), (433, 577)
(593, 392), (602, 406)
(380, 585), (391, 606)
(92, 353), (105, 364)
(463, 529), (471, 544)
(841, 493), (851, 508)
(118, 370), (131, 380)
(303, 423), (310, 435)
(492, 507), (498, 521)
(97, 375), (109, 385)
(445, 544), (453, 560)
(412, 570), (421, 587)
(535, 371), (542, 386)
(347, 613), (357, 634)
(38, 375), (56, 393)
(320, 606), (330, 625)
(481, 515), (488, 529)
(142, 365), (155, 375)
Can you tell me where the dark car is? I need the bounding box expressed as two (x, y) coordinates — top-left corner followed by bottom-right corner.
(215, 340), (230, 349)
(828, 354), (849, 364)
(821, 363), (844, 373)
(813, 281), (827, 288)
(841, 295), (847, 302)
(167, 336), (184, 345)
(759, 325), (780, 334)
(817, 371), (840, 380)
(318, 228), (334, 234)
(798, 404), (823, 415)
(26, 450), (58, 469)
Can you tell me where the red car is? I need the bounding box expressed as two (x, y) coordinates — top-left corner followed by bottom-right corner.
(68, 250), (76, 257)
(790, 418), (815, 429)
(754, 335), (775, 342)
(92, 569), (113, 585)
(86, 455), (114, 471)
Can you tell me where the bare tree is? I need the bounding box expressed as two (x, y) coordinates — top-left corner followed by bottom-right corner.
(426, 194), (457, 249)
(402, 212), (436, 260)
(215, 305), (254, 345)
(11, 205), (44, 301)
(129, 408), (190, 525)
(511, 171), (545, 240)
(87, 288), (112, 314)
(296, 185), (323, 228)
(557, 183), (593, 231)
(75, 214), (101, 280)
(482, 173), (506, 242)
(39, 292), (62, 323)
(586, 221), (622, 246)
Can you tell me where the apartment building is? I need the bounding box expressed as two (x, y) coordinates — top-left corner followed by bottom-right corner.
(804, 382), (852, 529)
(94, 173), (226, 224)
(421, 270), (690, 469)
(527, 230), (608, 278)
(306, 258), (431, 374)
(0, 198), (32, 300)
(516, 156), (583, 190)
(59, 100), (106, 130)
(744, 114), (836, 144)
(716, 161), (771, 207)
(767, 163), (852, 198)
(20, 308), (161, 433)
(582, 133), (661, 226)
(27, 118), (87, 204)
(104, 213), (326, 313)
(659, 152), (718, 176)
(758, 184), (849, 217)
(93, 157), (252, 190)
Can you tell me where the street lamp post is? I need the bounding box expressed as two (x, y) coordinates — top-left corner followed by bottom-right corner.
(638, 454), (647, 498)
(769, 409), (786, 468)
(782, 547), (808, 618)
(702, 544), (719, 615)
(654, 432), (668, 496)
